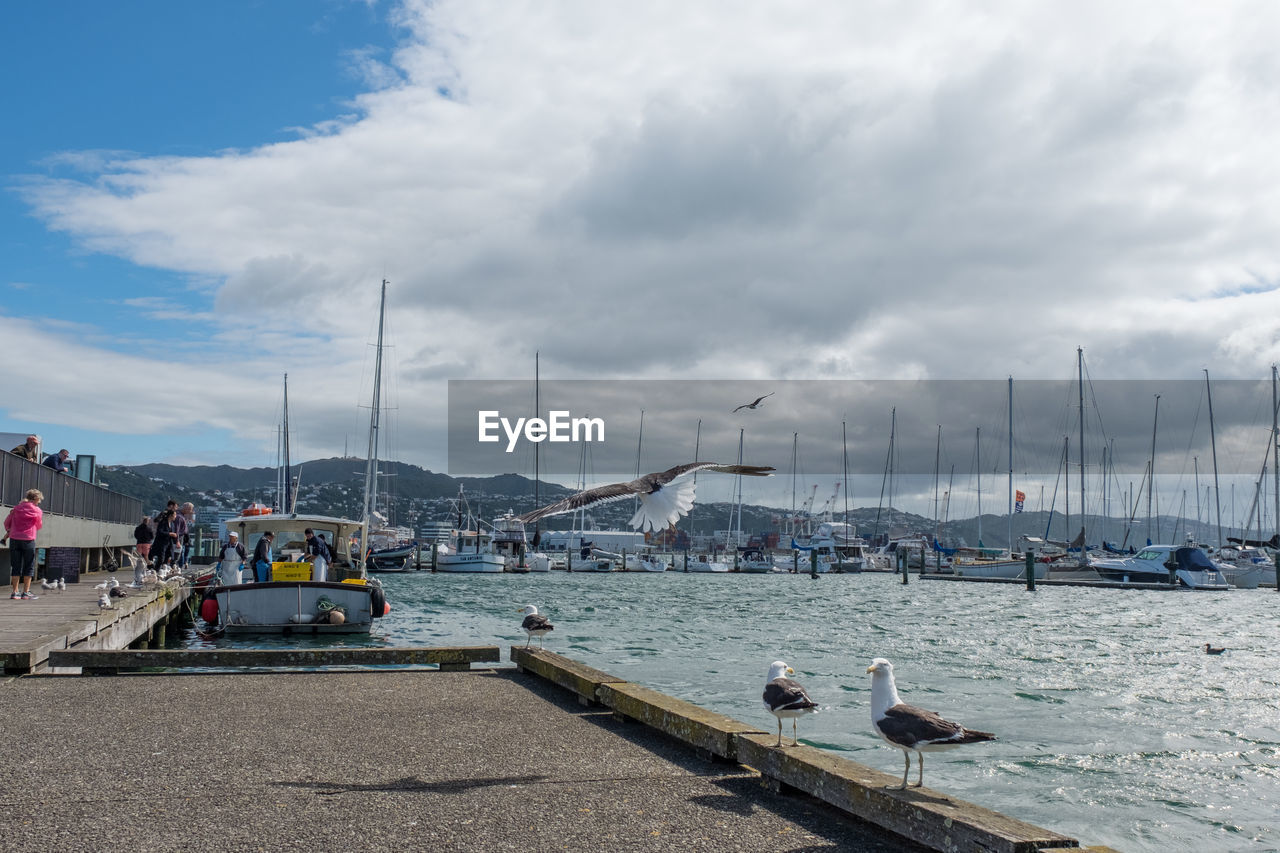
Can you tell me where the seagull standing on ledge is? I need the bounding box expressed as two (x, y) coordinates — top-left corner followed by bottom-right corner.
(518, 605), (554, 648)
(516, 462), (774, 533)
(732, 392), (774, 413)
(867, 658), (995, 790)
(763, 661), (818, 747)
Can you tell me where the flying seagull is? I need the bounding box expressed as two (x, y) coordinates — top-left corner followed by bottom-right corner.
(518, 604), (554, 648)
(867, 658), (995, 790)
(1203, 643), (1226, 655)
(516, 462), (774, 533)
(763, 660), (818, 747)
(732, 392), (774, 413)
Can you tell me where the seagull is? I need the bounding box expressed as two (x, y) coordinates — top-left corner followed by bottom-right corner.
(518, 604), (554, 648)
(867, 658), (995, 790)
(94, 583), (114, 610)
(57, 578), (65, 591)
(1203, 643), (1226, 655)
(763, 661), (818, 747)
(516, 462), (774, 533)
(107, 576), (120, 589)
(732, 392), (774, 413)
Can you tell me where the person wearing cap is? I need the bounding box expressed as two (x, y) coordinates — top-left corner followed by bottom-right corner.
(9, 436), (39, 462)
(217, 531), (248, 585)
(251, 531), (275, 583)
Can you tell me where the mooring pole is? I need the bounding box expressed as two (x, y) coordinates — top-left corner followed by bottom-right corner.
(900, 551), (908, 585)
(810, 547), (818, 578)
(1025, 549), (1036, 591)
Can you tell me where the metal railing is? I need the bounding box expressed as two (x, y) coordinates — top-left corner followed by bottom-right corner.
(1, 453), (141, 524)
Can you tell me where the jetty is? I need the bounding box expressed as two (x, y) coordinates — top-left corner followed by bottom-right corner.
(0, 618), (1120, 853)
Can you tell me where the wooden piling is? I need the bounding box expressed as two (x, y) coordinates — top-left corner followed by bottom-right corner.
(1025, 549), (1036, 591)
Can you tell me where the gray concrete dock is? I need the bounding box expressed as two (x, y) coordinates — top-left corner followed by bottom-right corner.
(1, 667), (930, 853)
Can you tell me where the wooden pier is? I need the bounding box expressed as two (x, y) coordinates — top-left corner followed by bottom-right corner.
(0, 571), (192, 674)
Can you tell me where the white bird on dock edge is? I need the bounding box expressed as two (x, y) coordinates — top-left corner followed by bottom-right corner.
(762, 661), (818, 747)
(518, 604), (554, 648)
(867, 658), (995, 790)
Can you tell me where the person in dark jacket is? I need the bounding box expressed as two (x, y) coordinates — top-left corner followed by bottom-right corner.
(42, 449), (73, 473)
(251, 532), (275, 583)
(152, 508), (178, 568)
(133, 516), (155, 560)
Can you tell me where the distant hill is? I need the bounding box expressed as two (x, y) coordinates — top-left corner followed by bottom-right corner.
(110, 458), (574, 502)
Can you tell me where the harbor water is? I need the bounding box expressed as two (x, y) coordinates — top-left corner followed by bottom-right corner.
(186, 571), (1280, 852)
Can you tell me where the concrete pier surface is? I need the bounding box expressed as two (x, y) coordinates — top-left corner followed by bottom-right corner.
(0, 668), (927, 853)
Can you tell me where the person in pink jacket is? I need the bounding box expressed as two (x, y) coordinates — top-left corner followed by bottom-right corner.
(3, 489), (44, 600)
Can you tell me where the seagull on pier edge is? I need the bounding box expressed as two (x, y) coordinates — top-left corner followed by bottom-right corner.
(516, 462), (774, 533)
(518, 604), (554, 649)
(732, 392), (774, 413)
(763, 661), (818, 747)
(867, 658), (995, 790)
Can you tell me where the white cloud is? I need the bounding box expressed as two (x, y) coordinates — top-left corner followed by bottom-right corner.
(12, 0), (1280, 471)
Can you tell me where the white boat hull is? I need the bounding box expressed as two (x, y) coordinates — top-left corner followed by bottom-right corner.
(437, 553), (506, 573)
(953, 560), (1047, 580)
(213, 581), (379, 634)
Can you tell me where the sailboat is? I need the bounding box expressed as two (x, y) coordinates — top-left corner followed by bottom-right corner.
(201, 289), (393, 634)
(952, 377), (1046, 580)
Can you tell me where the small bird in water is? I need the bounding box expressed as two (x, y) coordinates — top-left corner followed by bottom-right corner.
(1203, 643), (1226, 655)
(867, 658), (995, 790)
(732, 392), (774, 413)
(763, 660), (818, 747)
(518, 604), (554, 648)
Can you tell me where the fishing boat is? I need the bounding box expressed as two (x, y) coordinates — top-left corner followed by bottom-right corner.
(436, 527), (506, 573)
(492, 513), (549, 572)
(1091, 545), (1230, 589)
(207, 511), (389, 633)
(202, 284), (397, 635)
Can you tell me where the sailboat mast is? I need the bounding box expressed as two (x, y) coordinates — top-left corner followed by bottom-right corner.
(975, 426), (982, 545)
(842, 420), (850, 539)
(790, 432), (797, 538)
(1205, 369), (1224, 547)
(362, 281), (387, 532)
(282, 374), (292, 514)
(1273, 365), (1279, 546)
(933, 425), (941, 550)
(688, 419), (701, 547)
(1148, 394), (1159, 544)
(633, 410), (644, 517)
(731, 428), (744, 548)
(1007, 376), (1013, 557)
(534, 351), (539, 528)
(1077, 347), (1086, 555)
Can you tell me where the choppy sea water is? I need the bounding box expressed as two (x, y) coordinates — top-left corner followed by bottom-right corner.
(185, 571), (1280, 852)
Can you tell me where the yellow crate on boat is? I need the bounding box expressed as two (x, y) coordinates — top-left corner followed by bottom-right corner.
(341, 578), (367, 586)
(271, 561), (312, 582)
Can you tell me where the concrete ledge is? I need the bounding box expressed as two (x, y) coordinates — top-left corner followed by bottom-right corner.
(48, 645), (501, 673)
(597, 681), (767, 760)
(509, 647), (626, 703)
(737, 732), (1077, 853)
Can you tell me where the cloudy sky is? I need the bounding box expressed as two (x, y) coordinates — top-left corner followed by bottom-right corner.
(5, 1), (1280, 517)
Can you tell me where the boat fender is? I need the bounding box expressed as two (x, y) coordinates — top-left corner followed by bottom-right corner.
(290, 613), (317, 624)
(199, 592), (218, 625)
(370, 585), (387, 618)
(383, 601), (392, 616)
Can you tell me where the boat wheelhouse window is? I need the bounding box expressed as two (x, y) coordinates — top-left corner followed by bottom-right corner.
(1134, 549), (1163, 561)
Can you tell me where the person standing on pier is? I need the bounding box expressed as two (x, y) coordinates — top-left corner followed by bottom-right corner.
(152, 506), (178, 568)
(251, 531), (274, 583)
(178, 503), (195, 567)
(133, 515), (154, 561)
(3, 489), (44, 600)
(8, 435), (39, 462)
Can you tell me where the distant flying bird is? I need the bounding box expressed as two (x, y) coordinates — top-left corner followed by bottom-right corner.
(763, 660), (818, 747)
(867, 658), (995, 790)
(732, 392), (774, 413)
(1203, 643), (1226, 655)
(516, 462), (774, 533)
(518, 604), (554, 648)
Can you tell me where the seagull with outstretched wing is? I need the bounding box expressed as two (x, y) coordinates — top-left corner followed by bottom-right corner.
(732, 392), (774, 413)
(516, 462), (774, 533)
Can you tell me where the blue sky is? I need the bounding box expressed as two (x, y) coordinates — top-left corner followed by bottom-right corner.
(3, 1), (396, 464)
(4, 1), (1280, 516)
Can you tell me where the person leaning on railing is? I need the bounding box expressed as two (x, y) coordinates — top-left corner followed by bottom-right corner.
(41, 449), (73, 474)
(9, 436), (39, 463)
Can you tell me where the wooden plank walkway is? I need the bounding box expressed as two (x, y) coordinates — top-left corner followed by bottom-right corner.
(0, 571), (188, 673)
(49, 646), (501, 673)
